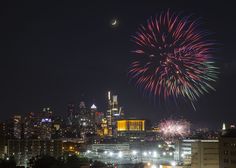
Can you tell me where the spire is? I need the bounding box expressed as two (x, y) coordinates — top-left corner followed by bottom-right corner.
(222, 123), (226, 131)
(91, 104), (97, 109)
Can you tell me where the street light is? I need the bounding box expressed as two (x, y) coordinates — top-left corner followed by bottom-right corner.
(109, 151), (113, 157)
(118, 151), (123, 158)
(171, 161), (177, 167)
(151, 165), (157, 168)
(153, 151), (157, 157)
(132, 150), (137, 155)
(86, 150), (91, 154)
(143, 151), (147, 156)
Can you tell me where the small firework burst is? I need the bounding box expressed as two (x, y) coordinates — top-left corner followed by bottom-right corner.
(158, 119), (190, 138)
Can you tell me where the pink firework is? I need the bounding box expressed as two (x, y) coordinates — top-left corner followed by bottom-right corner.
(158, 119), (190, 138)
(129, 10), (218, 107)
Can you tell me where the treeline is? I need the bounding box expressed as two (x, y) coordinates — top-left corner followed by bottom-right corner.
(0, 155), (108, 168)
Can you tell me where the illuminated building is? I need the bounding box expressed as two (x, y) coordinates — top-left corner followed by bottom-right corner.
(8, 139), (62, 167)
(117, 119), (145, 132)
(95, 111), (104, 126)
(191, 140), (219, 168)
(91, 143), (130, 151)
(106, 91), (124, 136)
(51, 116), (63, 139)
(39, 107), (53, 140)
(219, 128), (236, 168)
(0, 122), (7, 158)
(90, 104), (97, 130)
(100, 118), (108, 136)
(62, 141), (79, 155)
(174, 139), (198, 165)
(77, 102), (96, 140)
(67, 103), (76, 125)
(12, 115), (22, 139)
(116, 119), (147, 141)
(23, 108), (53, 140)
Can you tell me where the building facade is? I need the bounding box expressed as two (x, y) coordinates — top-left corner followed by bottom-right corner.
(219, 128), (236, 168)
(191, 140), (219, 168)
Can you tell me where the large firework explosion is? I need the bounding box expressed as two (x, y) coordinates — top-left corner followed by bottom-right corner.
(158, 119), (190, 139)
(129, 10), (218, 108)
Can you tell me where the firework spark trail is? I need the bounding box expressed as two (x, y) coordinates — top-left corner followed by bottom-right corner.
(129, 10), (218, 108)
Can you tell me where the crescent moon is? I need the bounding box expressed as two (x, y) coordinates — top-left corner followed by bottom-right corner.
(112, 20), (117, 26)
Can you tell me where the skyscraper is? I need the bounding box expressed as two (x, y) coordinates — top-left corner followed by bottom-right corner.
(67, 103), (76, 125)
(106, 91), (124, 136)
(12, 115), (22, 139)
(23, 108), (53, 140)
(78, 101), (96, 140)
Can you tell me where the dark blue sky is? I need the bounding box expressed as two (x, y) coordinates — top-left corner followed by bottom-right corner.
(0, 0), (235, 129)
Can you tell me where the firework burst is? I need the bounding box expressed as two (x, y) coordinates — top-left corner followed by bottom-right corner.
(158, 119), (190, 139)
(129, 10), (218, 108)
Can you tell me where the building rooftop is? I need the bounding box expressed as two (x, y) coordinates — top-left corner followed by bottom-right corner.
(222, 128), (236, 138)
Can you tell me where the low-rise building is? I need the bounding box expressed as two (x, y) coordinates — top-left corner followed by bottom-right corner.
(191, 140), (219, 168)
(8, 139), (62, 167)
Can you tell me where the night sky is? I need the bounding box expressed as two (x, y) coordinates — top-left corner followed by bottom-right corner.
(0, 1), (235, 128)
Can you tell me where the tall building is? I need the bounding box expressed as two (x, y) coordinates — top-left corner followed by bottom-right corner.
(39, 107), (53, 140)
(191, 140), (219, 168)
(23, 112), (40, 139)
(0, 122), (7, 158)
(67, 103), (76, 125)
(90, 104), (97, 132)
(174, 139), (197, 166)
(78, 101), (96, 140)
(106, 91), (124, 136)
(23, 108), (53, 140)
(12, 115), (22, 139)
(219, 128), (236, 168)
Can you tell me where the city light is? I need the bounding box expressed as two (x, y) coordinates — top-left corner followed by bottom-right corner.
(153, 151), (157, 157)
(86, 150), (91, 154)
(109, 151), (113, 156)
(151, 165), (157, 168)
(132, 150), (137, 155)
(171, 161), (177, 167)
(143, 151), (147, 156)
(118, 151), (123, 158)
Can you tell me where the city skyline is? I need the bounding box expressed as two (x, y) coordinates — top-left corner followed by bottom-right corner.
(0, 1), (236, 129)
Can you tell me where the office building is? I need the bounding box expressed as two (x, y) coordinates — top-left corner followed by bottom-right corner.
(219, 128), (236, 168)
(191, 140), (219, 168)
(106, 91), (124, 136)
